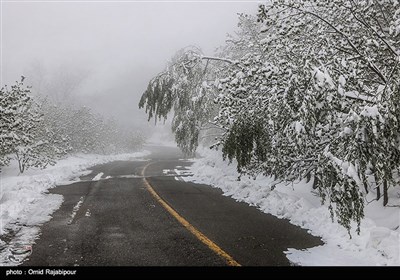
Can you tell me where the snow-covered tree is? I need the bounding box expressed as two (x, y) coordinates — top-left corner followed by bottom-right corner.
(40, 101), (143, 155)
(139, 46), (230, 156)
(0, 78), (42, 172)
(38, 98), (72, 157)
(0, 78), (64, 173)
(254, 0), (400, 233)
(1, 76), (144, 175)
(140, 1), (400, 234)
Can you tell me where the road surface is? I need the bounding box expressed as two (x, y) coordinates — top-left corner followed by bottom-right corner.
(23, 145), (322, 266)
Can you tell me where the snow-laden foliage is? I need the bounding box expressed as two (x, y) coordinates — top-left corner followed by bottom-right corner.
(39, 101), (144, 155)
(0, 79), (71, 173)
(0, 78), (54, 173)
(139, 46), (226, 156)
(1, 79), (30, 167)
(1, 79), (144, 174)
(139, 1), (400, 234)
(254, 0), (400, 234)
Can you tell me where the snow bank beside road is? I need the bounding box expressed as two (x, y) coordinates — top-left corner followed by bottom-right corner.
(0, 151), (149, 265)
(180, 147), (399, 266)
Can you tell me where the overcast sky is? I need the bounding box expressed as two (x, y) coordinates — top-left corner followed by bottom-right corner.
(1, 0), (258, 131)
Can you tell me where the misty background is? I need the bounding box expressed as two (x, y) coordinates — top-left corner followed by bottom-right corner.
(1, 1), (257, 136)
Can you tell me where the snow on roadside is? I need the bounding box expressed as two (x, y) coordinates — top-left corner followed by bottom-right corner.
(0, 150), (150, 265)
(68, 196), (84, 225)
(92, 172), (104, 181)
(180, 147), (400, 266)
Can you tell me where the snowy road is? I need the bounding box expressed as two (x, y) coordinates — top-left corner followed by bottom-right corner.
(22, 146), (322, 266)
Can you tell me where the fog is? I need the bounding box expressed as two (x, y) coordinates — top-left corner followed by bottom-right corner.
(1, 1), (258, 133)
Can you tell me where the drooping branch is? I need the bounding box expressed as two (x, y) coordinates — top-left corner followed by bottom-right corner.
(201, 56), (235, 64)
(282, 4), (388, 84)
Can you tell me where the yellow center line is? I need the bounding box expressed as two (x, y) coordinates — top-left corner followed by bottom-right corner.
(141, 162), (241, 267)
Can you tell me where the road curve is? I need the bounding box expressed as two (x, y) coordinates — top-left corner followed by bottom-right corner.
(23, 145), (323, 266)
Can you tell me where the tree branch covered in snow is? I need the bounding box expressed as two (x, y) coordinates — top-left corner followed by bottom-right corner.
(139, 2), (400, 234)
(139, 46), (229, 156)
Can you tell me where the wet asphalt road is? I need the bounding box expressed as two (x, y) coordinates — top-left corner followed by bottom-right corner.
(23, 145), (323, 266)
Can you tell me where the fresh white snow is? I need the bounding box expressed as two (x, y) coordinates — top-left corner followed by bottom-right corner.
(0, 150), (150, 265)
(2, 143), (398, 266)
(178, 147), (400, 266)
(68, 196), (84, 225)
(92, 172), (104, 181)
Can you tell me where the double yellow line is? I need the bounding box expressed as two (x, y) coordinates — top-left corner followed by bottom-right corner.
(141, 162), (241, 267)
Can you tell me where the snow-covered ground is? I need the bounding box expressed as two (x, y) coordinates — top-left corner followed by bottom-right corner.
(0, 150), (149, 265)
(177, 147), (400, 266)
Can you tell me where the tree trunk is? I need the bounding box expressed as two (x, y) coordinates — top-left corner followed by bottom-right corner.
(376, 181), (381, 201)
(306, 172), (312, 184)
(18, 159), (25, 174)
(312, 176), (319, 190)
(383, 179), (388, 206)
(363, 181), (369, 194)
(16, 153), (24, 174)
